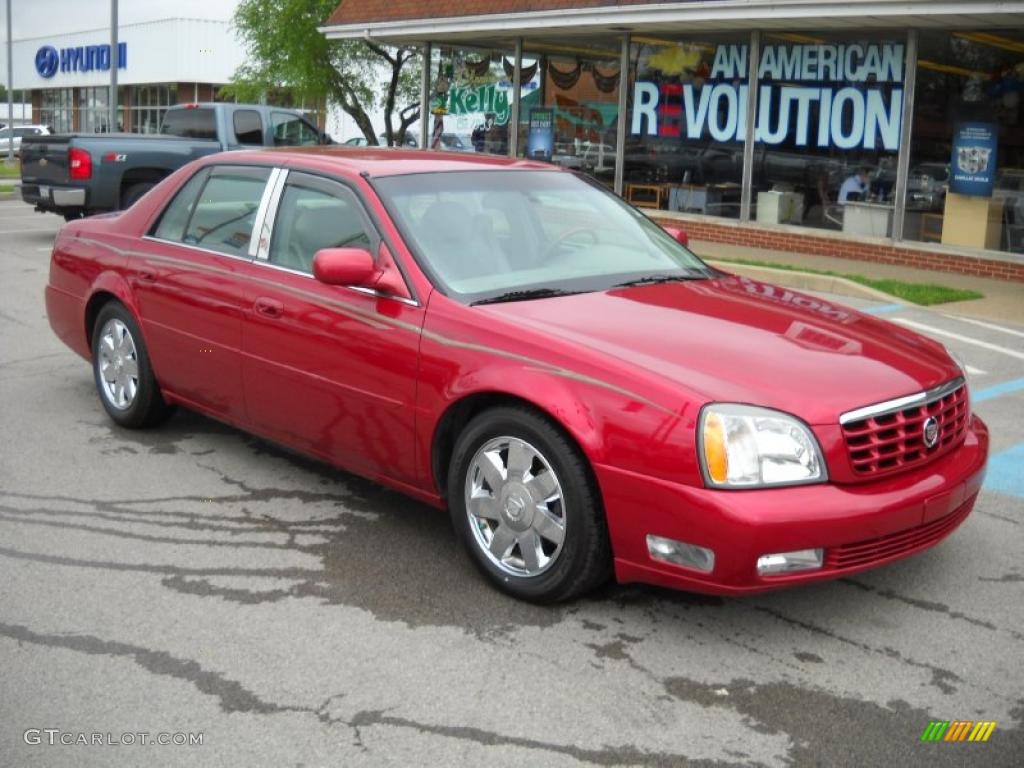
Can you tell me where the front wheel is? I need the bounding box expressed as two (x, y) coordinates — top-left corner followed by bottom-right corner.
(91, 302), (172, 428)
(448, 406), (611, 602)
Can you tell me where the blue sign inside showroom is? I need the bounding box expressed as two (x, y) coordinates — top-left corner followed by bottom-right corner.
(35, 43), (128, 79)
(950, 122), (998, 197)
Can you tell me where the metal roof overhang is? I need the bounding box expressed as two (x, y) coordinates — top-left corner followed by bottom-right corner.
(320, 1), (1024, 44)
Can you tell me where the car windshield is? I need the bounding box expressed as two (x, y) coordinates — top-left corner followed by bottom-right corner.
(374, 170), (715, 303)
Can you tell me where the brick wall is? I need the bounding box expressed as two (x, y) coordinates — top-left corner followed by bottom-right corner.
(650, 214), (1024, 283)
(328, 0), (659, 25)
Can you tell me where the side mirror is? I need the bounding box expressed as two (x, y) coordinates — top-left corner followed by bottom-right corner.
(312, 247), (376, 286)
(662, 226), (689, 248)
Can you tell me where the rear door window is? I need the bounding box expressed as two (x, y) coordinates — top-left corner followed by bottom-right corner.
(160, 108), (217, 139)
(233, 110), (264, 145)
(272, 113), (321, 147)
(151, 168), (211, 241)
(152, 166), (272, 257)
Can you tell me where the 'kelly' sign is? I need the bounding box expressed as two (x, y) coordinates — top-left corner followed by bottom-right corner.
(631, 42), (905, 151)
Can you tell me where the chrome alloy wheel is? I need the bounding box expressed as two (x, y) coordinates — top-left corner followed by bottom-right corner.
(97, 318), (140, 410)
(464, 436), (566, 577)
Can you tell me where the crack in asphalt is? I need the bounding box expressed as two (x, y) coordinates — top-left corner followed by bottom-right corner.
(839, 578), (1005, 633)
(663, 677), (1024, 768)
(0, 620), (740, 767)
(344, 709), (744, 768)
(750, 606), (973, 697)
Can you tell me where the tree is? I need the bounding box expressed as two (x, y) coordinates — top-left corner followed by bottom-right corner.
(224, 0), (421, 145)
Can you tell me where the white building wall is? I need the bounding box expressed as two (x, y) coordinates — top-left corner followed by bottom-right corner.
(1, 1), (246, 88)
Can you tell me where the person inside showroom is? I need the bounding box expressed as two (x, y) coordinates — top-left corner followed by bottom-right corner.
(838, 167), (872, 204)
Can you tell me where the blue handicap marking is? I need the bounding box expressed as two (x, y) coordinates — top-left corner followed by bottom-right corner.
(973, 377), (1024, 404)
(985, 442), (1024, 499)
(860, 303), (906, 315)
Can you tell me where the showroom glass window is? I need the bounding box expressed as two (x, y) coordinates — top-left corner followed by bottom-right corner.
(905, 30), (1024, 254)
(750, 33), (907, 234)
(78, 87), (111, 133)
(128, 85), (177, 134)
(627, 33), (750, 216)
(428, 43), (523, 155)
(516, 36), (622, 188)
(39, 89), (74, 133)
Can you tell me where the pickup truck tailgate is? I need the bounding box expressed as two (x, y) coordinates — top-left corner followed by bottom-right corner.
(20, 136), (72, 185)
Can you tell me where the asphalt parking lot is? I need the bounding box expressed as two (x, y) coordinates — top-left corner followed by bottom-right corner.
(1, 197), (1022, 767)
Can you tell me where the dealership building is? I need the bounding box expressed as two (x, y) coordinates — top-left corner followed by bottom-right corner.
(323, 0), (1024, 281)
(0, 0), (247, 135)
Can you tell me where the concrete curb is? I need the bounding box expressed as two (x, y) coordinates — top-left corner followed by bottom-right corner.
(705, 260), (897, 303)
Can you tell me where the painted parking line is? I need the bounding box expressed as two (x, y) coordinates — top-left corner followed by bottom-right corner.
(860, 303), (906, 315)
(984, 443), (1024, 500)
(947, 315), (1024, 339)
(973, 377), (1024, 404)
(894, 319), (1024, 361)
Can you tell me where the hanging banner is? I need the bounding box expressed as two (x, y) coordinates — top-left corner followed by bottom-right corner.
(631, 42), (905, 151)
(526, 108), (554, 161)
(949, 122), (998, 197)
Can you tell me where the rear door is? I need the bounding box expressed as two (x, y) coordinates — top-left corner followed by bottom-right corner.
(237, 170), (424, 481)
(128, 164), (274, 421)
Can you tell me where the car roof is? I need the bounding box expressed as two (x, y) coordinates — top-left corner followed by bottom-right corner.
(208, 147), (559, 178)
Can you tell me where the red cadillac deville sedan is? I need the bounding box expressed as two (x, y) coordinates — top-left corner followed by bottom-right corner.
(45, 148), (988, 602)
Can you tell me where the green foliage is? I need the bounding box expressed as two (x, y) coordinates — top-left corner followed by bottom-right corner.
(713, 257), (983, 305)
(226, 0), (421, 143)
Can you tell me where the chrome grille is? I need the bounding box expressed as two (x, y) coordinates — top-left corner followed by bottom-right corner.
(840, 378), (969, 477)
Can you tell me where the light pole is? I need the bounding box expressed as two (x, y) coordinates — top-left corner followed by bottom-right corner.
(6, 0), (14, 163)
(109, 0), (118, 132)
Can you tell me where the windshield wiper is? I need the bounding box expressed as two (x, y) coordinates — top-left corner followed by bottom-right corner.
(612, 273), (706, 289)
(471, 287), (583, 306)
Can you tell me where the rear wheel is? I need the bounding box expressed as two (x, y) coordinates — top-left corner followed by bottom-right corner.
(121, 182), (155, 209)
(91, 302), (172, 428)
(448, 406), (611, 602)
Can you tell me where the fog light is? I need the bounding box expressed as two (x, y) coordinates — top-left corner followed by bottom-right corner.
(757, 548), (824, 576)
(646, 535), (715, 573)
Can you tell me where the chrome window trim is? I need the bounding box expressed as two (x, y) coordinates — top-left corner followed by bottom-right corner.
(256, 168), (289, 261)
(253, 260), (420, 307)
(839, 377), (966, 426)
(249, 167), (284, 258)
(141, 235), (256, 262)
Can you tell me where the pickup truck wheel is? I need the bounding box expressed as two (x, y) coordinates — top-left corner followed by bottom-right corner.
(91, 302), (172, 429)
(121, 182), (155, 209)
(448, 406), (611, 603)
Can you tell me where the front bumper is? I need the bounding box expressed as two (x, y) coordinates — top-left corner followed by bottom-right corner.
(597, 416), (988, 595)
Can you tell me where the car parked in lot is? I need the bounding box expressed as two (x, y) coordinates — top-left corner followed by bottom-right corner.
(19, 103), (328, 220)
(0, 124), (50, 154)
(45, 148), (988, 602)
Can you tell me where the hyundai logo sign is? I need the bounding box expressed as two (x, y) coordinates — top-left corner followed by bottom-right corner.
(34, 42), (127, 78)
(35, 46), (59, 78)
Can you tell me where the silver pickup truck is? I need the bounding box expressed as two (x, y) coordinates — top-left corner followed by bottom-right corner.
(19, 103), (329, 219)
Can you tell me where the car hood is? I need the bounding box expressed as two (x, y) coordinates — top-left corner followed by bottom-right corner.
(478, 275), (960, 425)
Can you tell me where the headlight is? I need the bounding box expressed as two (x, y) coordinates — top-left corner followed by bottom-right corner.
(698, 404), (826, 488)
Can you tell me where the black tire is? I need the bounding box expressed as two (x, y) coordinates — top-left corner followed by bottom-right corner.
(91, 301), (172, 429)
(62, 210), (83, 222)
(447, 405), (611, 602)
(121, 182), (155, 210)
